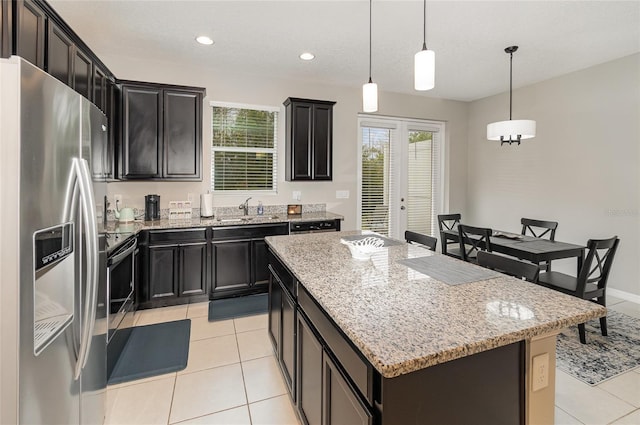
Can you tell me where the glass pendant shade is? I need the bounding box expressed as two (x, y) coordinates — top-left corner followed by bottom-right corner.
(363, 81), (378, 113)
(487, 119), (536, 141)
(414, 48), (435, 91)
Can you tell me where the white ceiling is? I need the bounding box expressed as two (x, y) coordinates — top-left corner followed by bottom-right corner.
(49, 0), (640, 102)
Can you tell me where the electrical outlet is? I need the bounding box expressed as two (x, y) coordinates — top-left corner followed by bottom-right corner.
(336, 190), (350, 199)
(187, 193), (194, 203)
(113, 194), (122, 207)
(292, 191), (301, 201)
(531, 353), (549, 392)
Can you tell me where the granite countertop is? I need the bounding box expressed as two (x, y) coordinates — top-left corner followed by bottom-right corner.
(99, 211), (344, 252)
(265, 231), (606, 379)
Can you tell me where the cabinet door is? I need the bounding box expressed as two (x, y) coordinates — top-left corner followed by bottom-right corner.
(148, 245), (178, 300)
(268, 273), (282, 354)
(73, 48), (92, 99)
(290, 102), (313, 180)
(281, 286), (296, 398)
(323, 355), (373, 425)
(93, 65), (107, 112)
(121, 85), (162, 178)
(103, 79), (116, 179)
(211, 240), (251, 295)
(252, 239), (270, 287)
(179, 242), (207, 296)
(16, 0), (45, 69)
(297, 314), (323, 425)
(163, 90), (202, 179)
(47, 21), (73, 86)
(312, 104), (333, 180)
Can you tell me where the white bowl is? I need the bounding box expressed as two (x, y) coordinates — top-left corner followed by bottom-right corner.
(341, 237), (385, 260)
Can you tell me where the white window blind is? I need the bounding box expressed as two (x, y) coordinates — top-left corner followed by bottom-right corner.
(211, 102), (278, 192)
(360, 126), (394, 236)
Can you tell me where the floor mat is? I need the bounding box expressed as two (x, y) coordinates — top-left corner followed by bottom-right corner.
(208, 293), (268, 321)
(107, 319), (190, 385)
(555, 310), (640, 385)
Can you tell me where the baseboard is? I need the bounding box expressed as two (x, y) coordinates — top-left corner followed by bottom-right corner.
(608, 288), (640, 305)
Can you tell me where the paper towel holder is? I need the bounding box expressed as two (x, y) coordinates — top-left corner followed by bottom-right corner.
(200, 192), (214, 218)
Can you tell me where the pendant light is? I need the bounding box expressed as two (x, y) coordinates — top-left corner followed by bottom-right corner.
(487, 46), (536, 145)
(414, 0), (435, 91)
(362, 0), (378, 112)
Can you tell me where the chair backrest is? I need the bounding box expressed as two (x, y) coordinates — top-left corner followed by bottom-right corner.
(437, 214), (461, 232)
(458, 224), (492, 262)
(521, 218), (558, 241)
(477, 251), (540, 282)
(405, 230), (437, 251)
(575, 236), (620, 296)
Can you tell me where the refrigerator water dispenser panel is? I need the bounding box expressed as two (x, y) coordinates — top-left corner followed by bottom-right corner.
(33, 223), (75, 356)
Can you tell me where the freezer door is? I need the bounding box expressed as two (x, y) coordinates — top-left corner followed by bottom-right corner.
(17, 58), (82, 424)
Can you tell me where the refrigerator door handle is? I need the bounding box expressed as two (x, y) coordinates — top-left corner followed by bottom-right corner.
(76, 158), (99, 375)
(65, 158), (99, 379)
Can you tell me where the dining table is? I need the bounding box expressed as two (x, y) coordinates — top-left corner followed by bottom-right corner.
(441, 228), (586, 273)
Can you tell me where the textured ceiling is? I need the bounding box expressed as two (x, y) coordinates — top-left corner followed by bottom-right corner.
(49, 0), (640, 101)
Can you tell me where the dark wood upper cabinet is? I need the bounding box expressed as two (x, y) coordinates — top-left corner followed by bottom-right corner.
(121, 84), (163, 178)
(46, 20), (73, 85)
(1, 0), (13, 60)
(163, 90), (202, 179)
(72, 47), (92, 99)
(119, 81), (204, 181)
(93, 65), (107, 112)
(284, 97), (336, 181)
(15, 0), (45, 69)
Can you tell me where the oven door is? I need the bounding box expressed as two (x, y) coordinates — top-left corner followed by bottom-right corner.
(106, 236), (136, 343)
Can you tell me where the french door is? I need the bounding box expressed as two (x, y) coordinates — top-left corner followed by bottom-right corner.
(358, 116), (444, 240)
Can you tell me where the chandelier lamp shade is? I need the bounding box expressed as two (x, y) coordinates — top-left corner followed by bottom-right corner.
(487, 46), (536, 145)
(363, 0), (378, 112)
(414, 0), (435, 91)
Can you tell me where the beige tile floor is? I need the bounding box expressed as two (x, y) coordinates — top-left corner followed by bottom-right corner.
(105, 298), (640, 425)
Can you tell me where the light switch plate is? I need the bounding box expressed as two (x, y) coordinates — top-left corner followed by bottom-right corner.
(336, 190), (350, 199)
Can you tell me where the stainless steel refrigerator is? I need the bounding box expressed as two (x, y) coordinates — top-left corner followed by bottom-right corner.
(0, 56), (107, 424)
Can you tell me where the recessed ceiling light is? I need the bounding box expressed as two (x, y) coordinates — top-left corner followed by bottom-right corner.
(299, 52), (315, 61)
(196, 36), (214, 45)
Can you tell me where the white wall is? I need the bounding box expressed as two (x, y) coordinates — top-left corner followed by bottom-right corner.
(466, 54), (640, 297)
(101, 54), (469, 231)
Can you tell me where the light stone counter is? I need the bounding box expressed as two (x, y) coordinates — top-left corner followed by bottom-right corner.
(265, 230), (606, 379)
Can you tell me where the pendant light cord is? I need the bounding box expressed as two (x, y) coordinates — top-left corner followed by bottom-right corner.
(422, 0), (427, 50)
(369, 0), (373, 83)
(509, 50), (513, 120)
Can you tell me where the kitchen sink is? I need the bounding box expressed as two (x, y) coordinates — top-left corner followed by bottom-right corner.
(216, 215), (279, 222)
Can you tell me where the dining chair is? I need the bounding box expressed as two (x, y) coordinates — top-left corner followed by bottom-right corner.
(437, 213), (462, 258)
(521, 218), (558, 271)
(405, 230), (437, 251)
(457, 224), (493, 263)
(477, 251), (540, 283)
(537, 236), (620, 344)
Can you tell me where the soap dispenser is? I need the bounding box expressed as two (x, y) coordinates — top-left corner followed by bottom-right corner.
(257, 201), (264, 216)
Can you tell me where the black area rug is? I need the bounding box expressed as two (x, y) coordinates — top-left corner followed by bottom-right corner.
(107, 319), (190, 385)
(555, 310), (640, 386)
(208, 293), (268, 322)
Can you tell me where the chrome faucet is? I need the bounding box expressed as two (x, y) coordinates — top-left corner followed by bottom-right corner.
(239, 197), (252, 216)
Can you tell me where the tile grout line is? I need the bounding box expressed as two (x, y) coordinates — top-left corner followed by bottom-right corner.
(234, 318), (255, 425)
(555, 405), (585, 425)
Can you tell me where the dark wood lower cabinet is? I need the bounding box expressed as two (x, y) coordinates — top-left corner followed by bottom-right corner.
(179, 242), (207, 296)
(140, 229), (209, 309)
(323, 354), (373, 425)
(297, 314), (323, 425)
(281, 282), (296, 396)
(148, 245), (177, 300)
(268, 274), (282, 353)
(211, 240), (251, 295)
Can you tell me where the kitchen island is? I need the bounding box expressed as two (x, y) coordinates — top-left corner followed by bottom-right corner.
(265, 231), (606, 425)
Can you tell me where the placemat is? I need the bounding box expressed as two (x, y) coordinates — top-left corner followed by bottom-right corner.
(340, 234), (404, 247)
(398, 255), (500, 285)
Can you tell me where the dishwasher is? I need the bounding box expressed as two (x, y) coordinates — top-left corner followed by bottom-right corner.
(289, 219), (340, 234)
